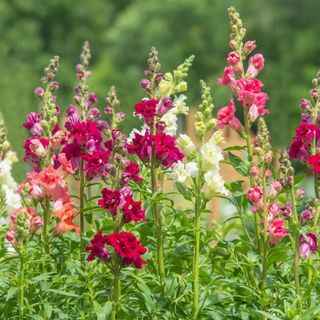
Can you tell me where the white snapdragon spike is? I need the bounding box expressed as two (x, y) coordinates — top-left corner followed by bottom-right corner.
(177, 134), (196, 156)
(200, 136), (224, 171)
(202, 168), (229, 199)
(173, 94), (189, 115)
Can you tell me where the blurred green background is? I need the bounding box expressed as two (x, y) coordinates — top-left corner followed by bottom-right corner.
(1, 0), (319, 181)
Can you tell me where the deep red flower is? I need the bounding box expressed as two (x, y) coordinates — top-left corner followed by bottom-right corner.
(134, 99), (158, 126)
(105, 231), (147, 268)
(152, 132), (184, 168)
(122, 195), (146, 223)
(86, 231), (110, 261)
(98, 188), (121, 215)
(122, 162), (143, 183)
(82, 147), (110, 179)
(307, 154), (320, 175)
(127, 130), (153, 162)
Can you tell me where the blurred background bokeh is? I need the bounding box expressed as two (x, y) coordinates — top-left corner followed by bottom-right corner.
(1, 0), (320, 181)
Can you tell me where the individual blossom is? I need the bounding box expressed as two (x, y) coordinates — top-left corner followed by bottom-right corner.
(122, 162), (143, 183)
(301, 209), (314, 223)
(121, 195), (146, 223)
(105, 231), (147, 268)
(82, 148), (110, 179)
(127, 130), (153, 162)
(134, 99), (158, 126)
(247, 186), (263, 203)
(53, 201), (79, 234)
(98, 188), (121, 215)
(299, 233), (318, 258)
(86, 230), (110, 262)
(23, 112), (42, 135)
(217, 100), (242, 131)
(269, 180), (282, 198)
(268, 201), (282, 221)
(246, 53), (265, 78)
(306, 154), (320, 175)
(202, 169), (229, 199)
(200, 136), (224, 171)
(177, 134), (196, 156)
(282, 202), (292, 217)
(267, 218), (289, 245)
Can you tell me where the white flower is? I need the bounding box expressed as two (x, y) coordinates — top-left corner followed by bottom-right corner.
(169, 161), (193, 188)
(185, 161), (199, 178)
(177, 134), (196, 156)
(0, 151), (21, 215)
(161, 110), (178, 136)
(200, 136), (223, 171)
(202, 168), (229, 199)
(173, 94), (189, 115)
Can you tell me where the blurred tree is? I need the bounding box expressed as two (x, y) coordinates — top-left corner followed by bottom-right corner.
(0, 0), (319, 179)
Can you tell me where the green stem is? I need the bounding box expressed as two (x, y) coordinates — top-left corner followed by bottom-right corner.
(243, 108), (262, 253)
(192, 196), (201, 319)
(151, 155), (165, 293)
(79, 160), (86, 267)
(42, 199), (50, 256)
(290, 187), (301, 297)
(111, 269), (121, 320)
(19, 251), (25, 319)
(260, 167), (269, 291)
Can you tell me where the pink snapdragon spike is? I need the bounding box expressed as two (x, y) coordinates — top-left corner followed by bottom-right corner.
(217, 33), (269, 131)
(299, 233), (318, 258)
(267, 218), (289, 245)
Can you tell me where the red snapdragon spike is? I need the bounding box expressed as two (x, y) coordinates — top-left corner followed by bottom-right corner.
(127, 130), (153, 162)
(123, 162), (143, 183)
(105, 231), (147, 268)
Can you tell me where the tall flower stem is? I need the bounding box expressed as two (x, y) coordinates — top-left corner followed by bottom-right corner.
(19, 249), (25, 320)
(79, 159), (86, 267)
(243, 108), (262, 253)
(192, 193), (201, 319)
(111, 267), (121, 320)
(151, 146), (165, 293)
(41, 199), (51, 256)
(260, 168), (269, 291)
(290, 187), (301, 297)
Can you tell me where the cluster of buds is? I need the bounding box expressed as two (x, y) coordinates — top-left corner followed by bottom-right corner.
(140, 47), (163, 97)
(195, 81), (217, 139)
(104, 86), (124, 130)
(159, 55), (194, 98)
(254, 118), (272, 165)
(228, 7), (246, 54)
(0, 113), (10, 157)
(279, 151), (294, 187)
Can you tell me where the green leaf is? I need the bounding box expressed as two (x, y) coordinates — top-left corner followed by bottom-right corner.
(175, 182), (193, 201)
(46, 289), (78, 297)
(6, 287), (18, 301)
(256, 310), (282, 320)
(227, 152), (249, 176)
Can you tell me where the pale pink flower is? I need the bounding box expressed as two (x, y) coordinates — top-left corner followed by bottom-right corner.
(247, 186), (263, 203)
(246, 54), (265, 77)
(269, 181), (282, 198)
(29, 138), (47, 158)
